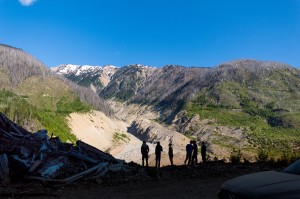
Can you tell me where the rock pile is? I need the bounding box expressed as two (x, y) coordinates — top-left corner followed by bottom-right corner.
(0, 112), (131, 186)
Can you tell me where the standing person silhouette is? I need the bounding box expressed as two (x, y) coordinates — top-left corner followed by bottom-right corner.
(184, 140), (194, 165)
(168, 143), (174, 166)
(201, 141), (207, 163)
(155, 141), (163, 168)
(141, 141), (149, 167)
(192, 140), (198, 164)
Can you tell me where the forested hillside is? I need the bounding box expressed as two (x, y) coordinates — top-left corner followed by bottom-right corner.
(0, 44), (112, 142)
(57, 59), (300, 160)
(182, 60), (300, 158)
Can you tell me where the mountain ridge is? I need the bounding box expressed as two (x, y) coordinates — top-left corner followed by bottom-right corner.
(52, 64), (118, 93)
(2, 42), (300, 161)
(53, 59), (300, 160)
(0, 44), (113, 141)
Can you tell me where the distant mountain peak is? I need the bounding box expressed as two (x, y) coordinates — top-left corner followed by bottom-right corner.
(51, 64), (118, 92)
(51, 64), (118, 76)
(124, 64), (156, 69)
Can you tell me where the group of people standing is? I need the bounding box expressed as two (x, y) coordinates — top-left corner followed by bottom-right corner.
(141, 141), (163, 168)
(141, 140), (207, 168)
(141, 141), (164, 168)
(184, 140), (206, 165)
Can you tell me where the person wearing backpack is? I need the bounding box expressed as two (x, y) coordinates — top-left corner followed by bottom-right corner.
(141, 141), (149, 167)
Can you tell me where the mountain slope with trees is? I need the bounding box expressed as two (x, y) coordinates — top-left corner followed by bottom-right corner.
(0, 44), (112, 142)
(55, 59), (300, 160)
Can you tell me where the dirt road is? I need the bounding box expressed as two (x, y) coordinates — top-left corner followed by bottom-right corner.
(61, 175), (227, 199)
(9, 162), (281, 199)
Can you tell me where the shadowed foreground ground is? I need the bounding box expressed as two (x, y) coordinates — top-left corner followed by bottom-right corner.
(0, 162), (285, 199)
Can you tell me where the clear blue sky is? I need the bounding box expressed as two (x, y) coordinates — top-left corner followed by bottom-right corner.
(0, 0), (299, 67)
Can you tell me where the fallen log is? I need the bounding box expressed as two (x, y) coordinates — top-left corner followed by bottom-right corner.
(26, 162), (110, 184)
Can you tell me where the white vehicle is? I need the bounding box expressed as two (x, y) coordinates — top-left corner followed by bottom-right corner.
(218, 159), (300, 199)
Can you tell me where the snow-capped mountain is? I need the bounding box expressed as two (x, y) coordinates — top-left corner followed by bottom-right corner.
(51, 64), (118, 93)
(52, 64), (117, 77)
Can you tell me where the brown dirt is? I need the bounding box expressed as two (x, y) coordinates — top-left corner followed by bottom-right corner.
(1, 162), (283, 199)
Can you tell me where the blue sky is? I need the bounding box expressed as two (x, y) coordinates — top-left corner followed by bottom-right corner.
(0, 0), (299, 67)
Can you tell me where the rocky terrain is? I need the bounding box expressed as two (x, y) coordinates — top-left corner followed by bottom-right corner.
(0, 107), (286, 199)
(1, 43), (300, 199)
(54, 60), (300, 162)
(1, 161), (286, 199)
(2, 43), (300, 166)
(0, 107), (290, 199)
(51, 64), (118, 93)
(67, 107), (190, 166)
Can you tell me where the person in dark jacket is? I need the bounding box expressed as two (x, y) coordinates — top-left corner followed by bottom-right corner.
(184, 140), (194, 165)
(141, 141), (149, 167)
(201, 141), (207, 163)
(155, 141), (163, 168)
(192, 140), (198, 164)
(168, 143), (174, 166)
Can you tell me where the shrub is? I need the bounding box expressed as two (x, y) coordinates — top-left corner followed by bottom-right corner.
(113, 132), (130, 144)
(229, 148), (242, 164)
(256, 148), (269, 162)
(277, 151), (293, 166)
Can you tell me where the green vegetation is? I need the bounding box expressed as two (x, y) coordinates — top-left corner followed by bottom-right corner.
(0, 89), (90, 142)
(57, 96), (90, 115)
(0, 90), (37, 126)
(113, 132), (130, 144)
(100, 66), (142, 101)
(187, 97), (300, 157)
(229, 149), (242, 164)
(115, 89), (135, 101)
(185, 70), (300, 159)
(184, 133), (196, 141)
(67, 74), (103, 88)
(36, 112), (77, 142)
(254, 148), (300, 166)
(256, 148), (269, 162)
(0, 44), (111, 143)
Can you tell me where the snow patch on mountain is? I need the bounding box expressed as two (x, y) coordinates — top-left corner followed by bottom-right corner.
(51, 64), (118, 89)
(51, 64), (118, 76)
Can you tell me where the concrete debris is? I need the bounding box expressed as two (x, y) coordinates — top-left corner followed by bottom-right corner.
(0, 112), (131, 186)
